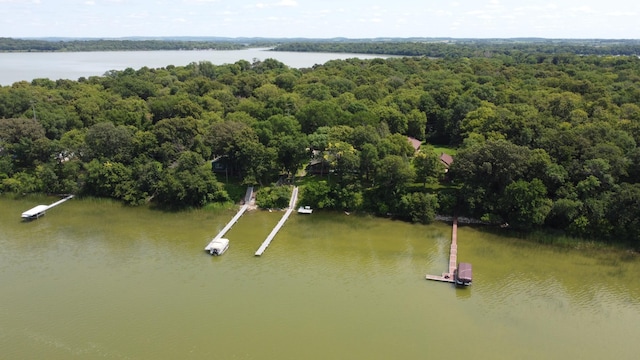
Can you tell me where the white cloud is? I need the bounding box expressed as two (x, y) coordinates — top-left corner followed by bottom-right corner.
(487, 0), (501, 9)
(1, 0), (639, 39)
(276, 0), (297, 6)
(606, 11), (637, 16)
(570, 6), (596, 14)
(465, 10), (487, 16)
(127, 12), (149, 19)
(251, 0), (297, 9)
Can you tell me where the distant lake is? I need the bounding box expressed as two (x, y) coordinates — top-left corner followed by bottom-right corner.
(0, 48), (390, 85)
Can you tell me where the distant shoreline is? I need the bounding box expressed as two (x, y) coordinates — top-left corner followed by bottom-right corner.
(2, 37), (640, 56)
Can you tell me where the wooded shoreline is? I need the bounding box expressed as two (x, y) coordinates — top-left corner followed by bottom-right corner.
(2, 41), (640, 249)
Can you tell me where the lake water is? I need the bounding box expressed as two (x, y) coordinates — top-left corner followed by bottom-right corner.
(2, 194), (640, 359)
(0, 48), (389, 86)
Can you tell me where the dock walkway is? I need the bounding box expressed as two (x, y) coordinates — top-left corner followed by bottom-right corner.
(205, 186), (253, 253)
(425, 217), (458, 283)
(254, 186), (298, 256)
(48, 195), (75, 209)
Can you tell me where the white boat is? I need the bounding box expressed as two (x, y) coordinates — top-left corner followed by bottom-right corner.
(206, 238), (229, 256)
(297, 206), (313, 214)
(21, 205), (49, 220)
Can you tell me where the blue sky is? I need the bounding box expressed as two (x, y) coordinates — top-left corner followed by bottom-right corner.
(1, 0), (639, 39)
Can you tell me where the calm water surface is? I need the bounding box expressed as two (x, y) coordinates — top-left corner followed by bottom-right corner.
(1, 195), (640, 359)
(0, 49), (390, 85)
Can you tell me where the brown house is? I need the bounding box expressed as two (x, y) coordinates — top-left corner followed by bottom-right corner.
(440, 153), (454, 171)
(306, 157), (331, 175)
(407, 137), (422, 153)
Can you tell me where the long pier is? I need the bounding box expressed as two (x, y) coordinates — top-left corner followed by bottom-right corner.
(425, 217), (458, 283)
(254, 186), (298, 256)
(205, 186), (253, 253)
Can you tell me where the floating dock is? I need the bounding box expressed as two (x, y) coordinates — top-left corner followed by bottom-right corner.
(254, 186), (298, 256)
(21, 195), (74, 220)
(204, 186), (253, 254)
(426, 217), (458, 283)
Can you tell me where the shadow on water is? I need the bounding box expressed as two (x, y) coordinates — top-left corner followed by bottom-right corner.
(455, 286), (472, 300)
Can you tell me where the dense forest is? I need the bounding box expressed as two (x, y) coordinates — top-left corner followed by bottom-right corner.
(2, 46), (640, 248)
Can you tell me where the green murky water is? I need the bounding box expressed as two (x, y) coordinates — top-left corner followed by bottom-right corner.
(1, 195), (640, 359)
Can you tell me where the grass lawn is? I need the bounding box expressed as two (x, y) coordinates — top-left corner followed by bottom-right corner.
(431, 145), (458, 156)
(407, 182), (461, 193)
(223, 181), (248, 202)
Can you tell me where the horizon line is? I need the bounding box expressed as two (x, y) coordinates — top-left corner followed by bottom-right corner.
(8, 36), (640, 41)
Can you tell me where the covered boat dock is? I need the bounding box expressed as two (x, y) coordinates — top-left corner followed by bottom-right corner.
(21, 205), (50, 220)
(21, 195), (74, 220)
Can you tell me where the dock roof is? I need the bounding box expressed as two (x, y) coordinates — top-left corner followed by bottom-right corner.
(457, 262), (472, 281)
(21, 205), (49, 217)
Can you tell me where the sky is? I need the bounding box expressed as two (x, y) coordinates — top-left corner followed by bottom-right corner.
(1, 0), (639, 39)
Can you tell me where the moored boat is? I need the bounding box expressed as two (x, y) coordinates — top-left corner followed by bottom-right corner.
(297, 206), (313, 214)
(206, 238), (229, 256)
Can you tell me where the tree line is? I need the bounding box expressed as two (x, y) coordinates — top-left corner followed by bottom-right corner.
(1, 48), (640, 248)
(273, 40), (640, 57)
(0, 38), (251, 52)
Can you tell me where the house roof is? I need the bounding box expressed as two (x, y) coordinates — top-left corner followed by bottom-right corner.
(407, 137), (421, 152)
(308, 158), (327, 166)
(440, 153), (454, 168)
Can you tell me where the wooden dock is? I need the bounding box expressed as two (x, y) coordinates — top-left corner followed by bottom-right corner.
(254, 186), (298, 256)
(205, 187), (253, 253)
(425, 217), (458, 283)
